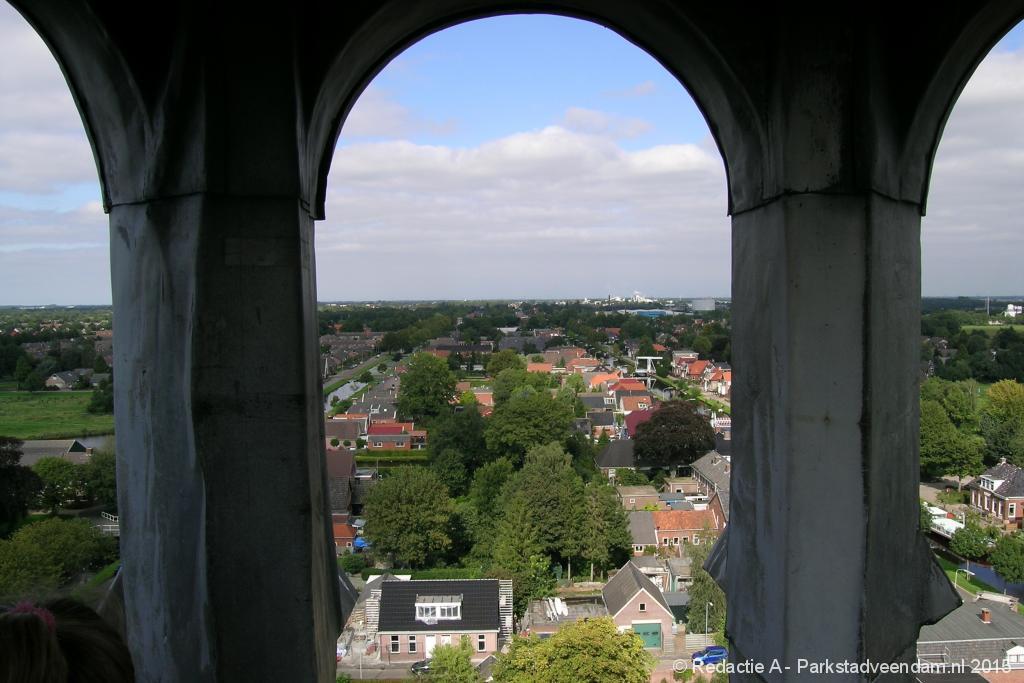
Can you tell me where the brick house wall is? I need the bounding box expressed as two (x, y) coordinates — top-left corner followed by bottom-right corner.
(377, 631), (499, 663)
(610, 591), (673, 653)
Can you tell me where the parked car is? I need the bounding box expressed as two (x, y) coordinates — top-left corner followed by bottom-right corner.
(692, 645), (728, 666)
(410, 659), (431, 676)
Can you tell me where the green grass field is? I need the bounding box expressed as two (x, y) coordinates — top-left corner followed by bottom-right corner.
(960, 324), (1024, 336)
(0, 379), (17, 392)
(0, 391), (114, 440)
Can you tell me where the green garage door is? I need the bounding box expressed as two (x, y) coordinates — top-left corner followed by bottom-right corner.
(632, 623), (661, 649)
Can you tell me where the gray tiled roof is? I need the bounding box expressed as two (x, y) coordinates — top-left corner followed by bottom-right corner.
(596, 440), (634, 468)
(378, 579), (501, 633)
(628, 511), (657, 545)
(919, 593), (1024, 643)
(602, 562), (671, 616)
(970, 462), (1024, 499)
(691, 450), (731, 493)
(588, 411), (616, 427)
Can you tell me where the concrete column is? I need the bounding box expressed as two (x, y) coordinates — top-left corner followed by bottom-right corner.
(111, 194), (339, 681)
(714, 192), (958, 680)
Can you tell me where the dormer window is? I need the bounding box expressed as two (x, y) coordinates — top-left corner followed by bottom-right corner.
(415, 595), (463, 622)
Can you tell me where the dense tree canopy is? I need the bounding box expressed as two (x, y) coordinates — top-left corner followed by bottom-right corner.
(686, 528), (726, 634)
(634, 401), (715, 469)
(493, 617), (654, 683)
(0, 437), (40, 535)
(32, 457), (82, 513)
(429, 638), (481, 682)
(363, 466), (455, 568)
(397, 353), (457, 421)
(486, 349), (526, 376)
(991, 533), (1024, 585)
(485, 393), (573, 465)
(980, 380), (1024, 466)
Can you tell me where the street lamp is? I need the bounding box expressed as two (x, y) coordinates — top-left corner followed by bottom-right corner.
(954, 568), (975, 590)
(705, 601), (714, 637)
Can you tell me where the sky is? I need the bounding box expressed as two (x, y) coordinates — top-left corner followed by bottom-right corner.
(0, 9), (1021, 304)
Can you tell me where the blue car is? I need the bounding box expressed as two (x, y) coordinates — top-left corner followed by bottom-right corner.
(692, 646), (728, 666)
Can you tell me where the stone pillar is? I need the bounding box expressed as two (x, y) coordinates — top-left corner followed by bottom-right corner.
(111, 194), (338, 681)
(698, 13), (969, 679)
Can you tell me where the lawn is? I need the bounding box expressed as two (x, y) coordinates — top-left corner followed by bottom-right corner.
(0, 379), (17, 392)
(0, 391), (114, 440)
(935, 555), (1024, 615)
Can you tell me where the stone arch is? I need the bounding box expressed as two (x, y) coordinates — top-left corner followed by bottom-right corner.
(305, 1), (764, 221)
(902, 1), (1024, 214)
(7, 0), (148, 212)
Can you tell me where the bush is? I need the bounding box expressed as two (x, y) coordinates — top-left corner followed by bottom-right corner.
(338, 553), (367, 574)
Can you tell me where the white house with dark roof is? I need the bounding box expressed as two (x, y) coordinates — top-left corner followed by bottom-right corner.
(969, 459), (1024, 527)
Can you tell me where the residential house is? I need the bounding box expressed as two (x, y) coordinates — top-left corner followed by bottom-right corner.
(325, 419), (362, 448)
(347, 402), (398, 424)
(579, 392), (616, 412)
(617, 485), (660, 511)
(671, 350), (699, 377)
(613, 389), (652, 411)
(587, 371), (622, 391)
(662, 477), (699, 495)
(651, 509), (722, 556)
(917, 591), (1024, 671)
(624, 408), (656, 438)
(628, 511), (657, 555)
(619, 395), (653, 415)
(969, 459), (1024, 527)
(325, 449), (357, 513)
(526, 362), (553, 374)
(690, 450), (731, 500)
(608, 379), (647, 393)
(374, 579), (513, 664)
(543, 347), (586, 366)
(629, 556), (670, 593)
(602, 562), (675, 652)
(596, 440), (634, 479)
(566, 357), (601, 374)
(332, 513), (357, 554)
(588, 411), (616, 440)
(45, 368), (92, 390)
(681, 359), (710, 383)
(702, 365), (732, 397)
(367, 423), (428, 451)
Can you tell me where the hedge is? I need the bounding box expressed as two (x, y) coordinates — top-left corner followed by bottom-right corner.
(360, 567), (485, 581)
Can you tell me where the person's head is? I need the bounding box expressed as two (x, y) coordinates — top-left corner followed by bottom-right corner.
(0, 598), (134, 683)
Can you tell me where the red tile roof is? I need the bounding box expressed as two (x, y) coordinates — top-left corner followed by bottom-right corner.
(652, 509), (720, 532)
(687, 360), (710, 377)
(527, 363), (553, 373)
(368, 422), (415, 436)
(624, 408), (656, 437)
(620, 396), (653, 413)
(609, 379), (646, 392)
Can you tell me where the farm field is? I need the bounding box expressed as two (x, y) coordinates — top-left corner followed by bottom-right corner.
(0, 391), (114, 440)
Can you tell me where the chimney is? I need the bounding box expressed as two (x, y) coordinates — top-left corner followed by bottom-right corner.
(981, 608), (992, 624)
(999, 457), (1008, 466)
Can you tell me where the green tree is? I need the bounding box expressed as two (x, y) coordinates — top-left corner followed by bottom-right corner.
(84, 451), (118, 510)
(686, 528), (726, 634)
(21, 369), (45, 392)
(10, 517), (116, 582)
(487, 349), (526, 376)
(13, 355), (32, 384)
(920, 501), (932, 531)
(429, 637), (481, 683)
(0, 437), (41, 536)
(397, 353), (457, 421)
(33, 457), (82, 513)
(357, 370), (374, 384)
(950, 520), (990, 561)
(493, 617), (655, 683)
(492, 368), (549, 405)
(377, 362), (387, 373)
(614, 469), (649, 486)
(580, 482), (631, 580)
(980, 380), (1024, 466)
(634, 401), (715, 470)
(87, 374), (114, 414)
(919, 399), (961, 480)
(0, 538), (61, 600)
(491, 483), (557, 616)
(429, 409), (488, 471)
(431, 448), (469, 497)
(499, 444), (585, 576)
(363, 466), (454, 568)
(485, 393), (574, 465)
(92, 354), (110, 374)
(469, 458), (514, 519)
(990, 533), (1024, 584)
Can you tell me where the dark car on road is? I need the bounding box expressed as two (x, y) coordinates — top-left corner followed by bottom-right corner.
(410, 659), (431, 676)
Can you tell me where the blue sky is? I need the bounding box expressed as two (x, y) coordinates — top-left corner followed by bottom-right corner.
(0, 10), (1022, 303)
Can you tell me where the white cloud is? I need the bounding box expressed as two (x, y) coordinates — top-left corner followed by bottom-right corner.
(320, 126), (730, 299)
(341, 86), (457, 139)
(604, 80), (657, 98)
(561, 107), (652, 139)
(922, 46), (1024, 295)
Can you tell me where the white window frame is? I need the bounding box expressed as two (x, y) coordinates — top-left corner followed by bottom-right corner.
(408, 635), (417, 653)
(440, 605), (460, 619)
(417, 605), (437, 619)
(1011, 503), (1017, 518)
(390, 635), (399, 653)
(374, 441), (383, 448)
(477, 634), (487, 652)
(639, 602), (647, 612)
